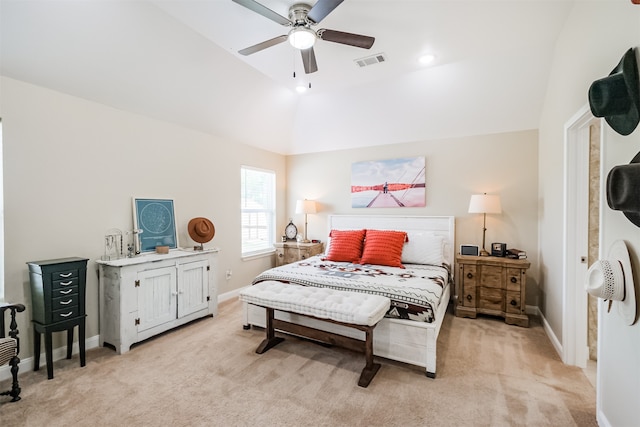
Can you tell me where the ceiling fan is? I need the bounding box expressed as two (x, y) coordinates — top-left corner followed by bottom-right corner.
(232, 0), (375, 74)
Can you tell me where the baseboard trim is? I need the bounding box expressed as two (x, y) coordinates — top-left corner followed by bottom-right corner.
(0, 335), (100, 382)
(218, 286), (249, 304)
(537, 307), (563, 359)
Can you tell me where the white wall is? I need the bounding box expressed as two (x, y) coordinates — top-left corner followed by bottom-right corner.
(538, 2), (640, 425)
(0, 76), (286, 358)
(286, 130), (540, 303)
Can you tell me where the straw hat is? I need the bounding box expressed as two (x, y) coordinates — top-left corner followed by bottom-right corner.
(188, 217), (215, 244)
(585, 240), (637, 325)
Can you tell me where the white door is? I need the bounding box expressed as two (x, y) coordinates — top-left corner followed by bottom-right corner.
(137, 266), (177, 332)
(177, 260), (209, 318)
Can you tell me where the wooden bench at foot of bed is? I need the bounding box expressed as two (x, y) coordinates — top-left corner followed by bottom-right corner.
(239, 281), (391, 388)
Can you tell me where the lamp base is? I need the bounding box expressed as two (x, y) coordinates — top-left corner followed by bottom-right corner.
(479, 248), (490, 257)
(301, 239), (311, 243)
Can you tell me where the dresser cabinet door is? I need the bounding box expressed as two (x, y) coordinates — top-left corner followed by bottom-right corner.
(177, 260), (209, 318)
(137, 266), (177, 332)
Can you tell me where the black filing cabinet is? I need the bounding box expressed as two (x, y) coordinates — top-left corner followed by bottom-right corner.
(27, 257), (89, 379)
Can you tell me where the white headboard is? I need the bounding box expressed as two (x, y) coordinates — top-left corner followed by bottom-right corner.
(327, 215), (456, 267)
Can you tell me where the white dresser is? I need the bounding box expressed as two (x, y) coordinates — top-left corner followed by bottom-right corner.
(97, 248), (219, 354)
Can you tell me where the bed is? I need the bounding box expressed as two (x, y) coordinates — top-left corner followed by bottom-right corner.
(242, 215), (455, 378)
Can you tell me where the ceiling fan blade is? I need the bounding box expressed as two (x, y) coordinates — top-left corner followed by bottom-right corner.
(238, 35), (288, 56)
(232, 0), (292, 26)
(318, 29), (375, 49)
(307, 0), (344, 24)
(301, 47), (318, 74)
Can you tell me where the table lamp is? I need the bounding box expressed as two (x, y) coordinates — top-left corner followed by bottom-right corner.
(295, 199), (317, 243)
(468, 193), (502, 256)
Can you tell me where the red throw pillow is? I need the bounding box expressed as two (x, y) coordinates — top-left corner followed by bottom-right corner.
(360, 229), (408, 268)
(324, 229), (366, 263)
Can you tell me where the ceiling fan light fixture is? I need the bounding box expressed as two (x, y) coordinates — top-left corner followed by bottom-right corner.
(419, 54), (436, 65)
(289, 27), (316, 50)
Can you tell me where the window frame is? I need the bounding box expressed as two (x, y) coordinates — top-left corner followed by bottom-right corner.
(240, 165), (276, 259)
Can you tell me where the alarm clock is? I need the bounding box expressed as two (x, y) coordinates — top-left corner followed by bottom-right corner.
(491, 242), (507, 257)
(284, 219), (298, 241)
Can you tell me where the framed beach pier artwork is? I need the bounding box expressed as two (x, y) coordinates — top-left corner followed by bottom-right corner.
(351, 156), (426, 208)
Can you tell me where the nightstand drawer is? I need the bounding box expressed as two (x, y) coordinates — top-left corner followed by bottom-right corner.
(479, 287), (503, 311)
(461, 265), (478, 285)
(506, 268), (522, 291)
(481, 266), (503, 288)
(461, 285), (476, 307)
(506, 291), (523, 314)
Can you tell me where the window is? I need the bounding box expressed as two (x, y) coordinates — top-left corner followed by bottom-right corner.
(241, 166), (275, 258)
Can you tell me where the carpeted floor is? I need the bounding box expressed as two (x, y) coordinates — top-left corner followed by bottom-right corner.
(0, 299), (596, 427)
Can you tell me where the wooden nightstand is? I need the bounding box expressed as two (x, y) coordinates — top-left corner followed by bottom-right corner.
(274, 242), (323, 266)
(455, 254), (530, 327)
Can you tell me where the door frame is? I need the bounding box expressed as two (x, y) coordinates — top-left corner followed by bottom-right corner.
(563, 103), (602, 368)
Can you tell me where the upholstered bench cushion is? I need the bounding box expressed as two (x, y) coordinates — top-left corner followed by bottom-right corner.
(240, 281), (391, 326)
(0, 338), (17, 365)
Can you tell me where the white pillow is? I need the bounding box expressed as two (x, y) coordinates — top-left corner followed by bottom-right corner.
(401, 232), (445, 265)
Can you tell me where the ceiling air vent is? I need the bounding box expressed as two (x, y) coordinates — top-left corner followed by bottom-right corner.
(355, 53), (387, 68)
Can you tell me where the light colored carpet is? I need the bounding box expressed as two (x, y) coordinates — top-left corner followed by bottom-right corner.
(0, 300), (596, 427)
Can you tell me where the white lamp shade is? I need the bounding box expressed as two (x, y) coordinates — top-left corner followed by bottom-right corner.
(288, 27), (316, 50)
(296, 199), (317, 214)
(468, 194), (502, 214)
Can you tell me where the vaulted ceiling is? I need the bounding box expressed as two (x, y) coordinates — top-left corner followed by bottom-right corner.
(0, 0), (575, 154)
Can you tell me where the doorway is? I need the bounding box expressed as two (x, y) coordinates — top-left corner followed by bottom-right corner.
(563, 105), (601, 370)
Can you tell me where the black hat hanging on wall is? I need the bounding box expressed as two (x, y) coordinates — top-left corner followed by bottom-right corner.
(607, 150), (640, 227)
(588, 47), (640, 136)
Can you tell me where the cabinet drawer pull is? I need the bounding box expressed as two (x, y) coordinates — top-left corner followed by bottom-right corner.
(466, 272), (473, 279)
(466, 294), (472, 301)
(510, 277), (518, 283)
(59, 273), (73, 278)
(60, 289), (73, 295)
(510, 300), (517, 306)
(59, 312), (74, 317)
(60, 299), (73, 305)
(60, 281), (73, 286)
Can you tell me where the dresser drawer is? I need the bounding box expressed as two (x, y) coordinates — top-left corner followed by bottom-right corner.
(51, 268), (79, 281)
(53, 276), (79, 290)
(53, 294), (79, 311)
(461, 285), (476, 307)
(506, 268), (523, 291)
(481, 265), (503, 288)
(506, 291), (523, 314)
(460, 265), (478, 286)
(479, 287), (504, 311)
(52, 308), (80, 322)
(52, 285), (78, 298)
